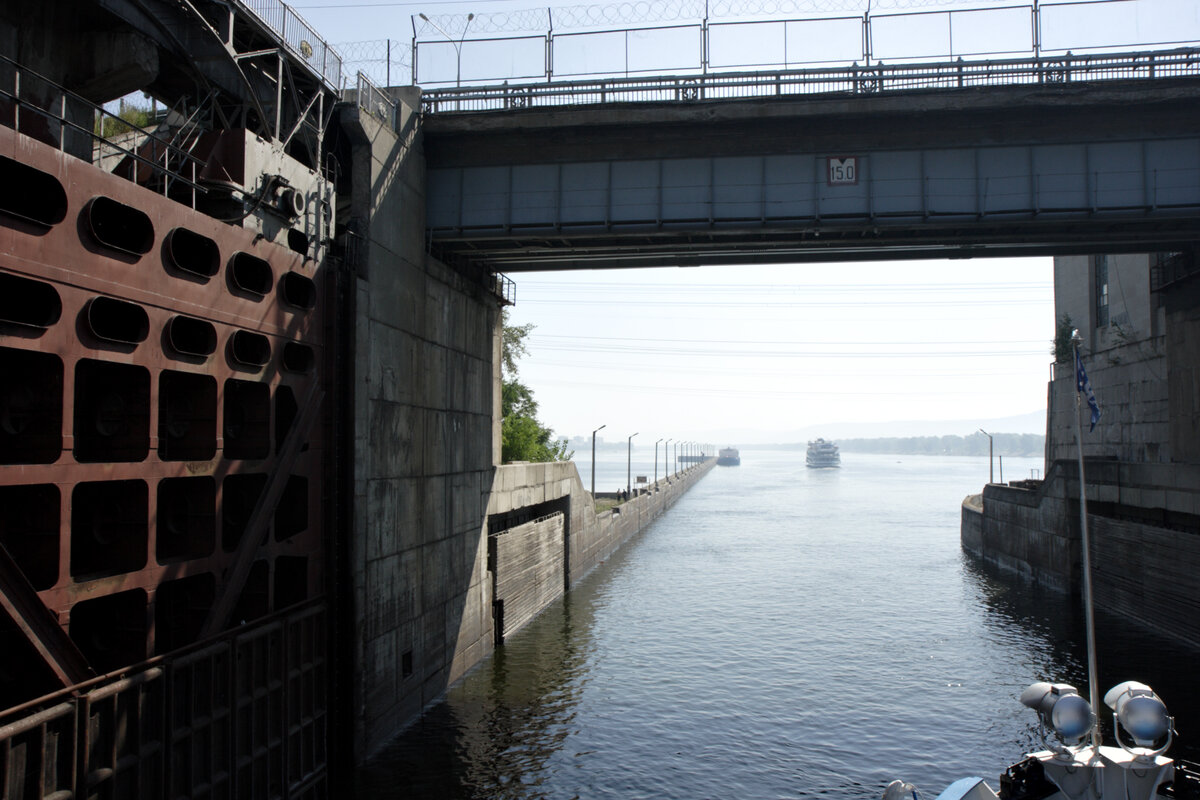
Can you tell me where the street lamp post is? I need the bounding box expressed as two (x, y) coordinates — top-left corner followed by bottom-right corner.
(654, 438), (663, 485)
(664, 439), (672, 482)
(979, 428), (994, 484)
(674, 441), (679, 476)
(591, 424), (606, 498)
(627, 433), (638, 497)
(418, 11), (475, 88)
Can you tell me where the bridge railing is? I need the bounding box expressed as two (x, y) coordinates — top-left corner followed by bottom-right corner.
(420, 47), (1200, 113)
(354, 70), (398, 128)
(237, 0), (344, 89)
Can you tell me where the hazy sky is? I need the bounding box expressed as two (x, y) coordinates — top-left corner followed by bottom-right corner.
(504, 259), (1054, 442)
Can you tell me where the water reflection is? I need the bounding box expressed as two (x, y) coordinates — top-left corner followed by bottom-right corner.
(358, 592), (595, 799)
(360, 452), (1198, 798)
(962, 554), (1200, 764)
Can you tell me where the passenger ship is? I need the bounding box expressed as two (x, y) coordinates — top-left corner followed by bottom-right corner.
(805, 438), (841, 468)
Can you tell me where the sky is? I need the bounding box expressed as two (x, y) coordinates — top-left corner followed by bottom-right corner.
(278, 0), (1193, 444)
(290, 0), (1200, 88)
(503, 259), (1055, 444)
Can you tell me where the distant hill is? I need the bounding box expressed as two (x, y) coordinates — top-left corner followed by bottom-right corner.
(642, 410), (1047, 446)
(838, 432), (1043, 457)
(755, 432), (1043, 457)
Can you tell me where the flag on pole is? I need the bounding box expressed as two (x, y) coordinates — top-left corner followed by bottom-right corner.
(1075, 346), (1101, 432)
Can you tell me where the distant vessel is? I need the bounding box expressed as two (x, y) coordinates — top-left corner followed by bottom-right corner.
(806, 438), (841, 468)
(717, 447), (741, 466)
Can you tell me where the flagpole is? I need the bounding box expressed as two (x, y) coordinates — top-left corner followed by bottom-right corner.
(1072, 330), (1101, 749)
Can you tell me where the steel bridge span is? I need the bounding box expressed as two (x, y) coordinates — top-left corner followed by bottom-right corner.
(420, 48), (1200, 270)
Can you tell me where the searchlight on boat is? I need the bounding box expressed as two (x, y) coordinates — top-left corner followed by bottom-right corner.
(1105, 681), (1173, 756)
(1018, 682), (1095, 750)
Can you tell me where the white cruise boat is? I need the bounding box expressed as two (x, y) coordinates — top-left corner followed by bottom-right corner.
(805, 438), (840, 468)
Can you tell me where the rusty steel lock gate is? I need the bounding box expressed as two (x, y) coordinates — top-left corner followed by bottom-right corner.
(0, 92), (332, 797)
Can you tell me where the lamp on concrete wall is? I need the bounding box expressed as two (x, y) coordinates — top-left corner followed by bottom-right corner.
(655, 438), (664, 486)
(627, 432), (638, 497)
(979, 428), (994, 484)
(591, 424), (606, 498)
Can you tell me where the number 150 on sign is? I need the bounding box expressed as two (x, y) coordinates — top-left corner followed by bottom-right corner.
(827, 157), (858, 186)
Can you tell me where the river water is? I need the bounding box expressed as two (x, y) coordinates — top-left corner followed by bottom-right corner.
(358, 450), (1199, 799)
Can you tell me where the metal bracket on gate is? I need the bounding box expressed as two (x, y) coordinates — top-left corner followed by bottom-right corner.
(0, 543), (94, 686)
(202, 380), (325, 637)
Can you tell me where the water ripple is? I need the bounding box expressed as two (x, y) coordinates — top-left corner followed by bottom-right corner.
(359, 452), (1200, 799)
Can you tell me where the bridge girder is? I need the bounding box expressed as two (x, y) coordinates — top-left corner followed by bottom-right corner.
(423, 79), (1200, 270)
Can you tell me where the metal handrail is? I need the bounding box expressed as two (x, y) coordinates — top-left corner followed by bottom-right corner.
(0, 53), (209, 204)
(491, 273), (516, 305)
(355, 70), (397, 127)
(236, 0), (343, 90)
(421, 46), (1200, 113)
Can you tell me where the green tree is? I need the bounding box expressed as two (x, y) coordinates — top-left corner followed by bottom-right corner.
(500, 312), (572, 463)
(1052, 314), (1075, 363)
(95, 102), (155, 139)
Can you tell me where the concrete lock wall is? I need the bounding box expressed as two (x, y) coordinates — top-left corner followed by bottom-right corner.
(963, 477), (1079, 594)
(341, 94), (717, 760)
(1046, 335), (1170, 465)
(343, 97), (501, 761)
(488, 460), (717, 641)
(963, 461), (1200, 647)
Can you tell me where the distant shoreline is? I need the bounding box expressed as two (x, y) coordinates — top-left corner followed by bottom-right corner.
(751, 433), (1044, 458)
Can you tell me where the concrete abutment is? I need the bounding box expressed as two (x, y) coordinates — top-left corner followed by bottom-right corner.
(342, 92), (717, 761)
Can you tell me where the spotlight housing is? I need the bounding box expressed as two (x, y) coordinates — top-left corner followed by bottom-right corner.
(1020, 682), (1095, 747)
(1104, 681), (1173, 756)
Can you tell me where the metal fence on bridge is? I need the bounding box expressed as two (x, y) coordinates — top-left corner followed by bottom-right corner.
(419, 46), (1200, 112)
(397, 0), (1200, 91)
